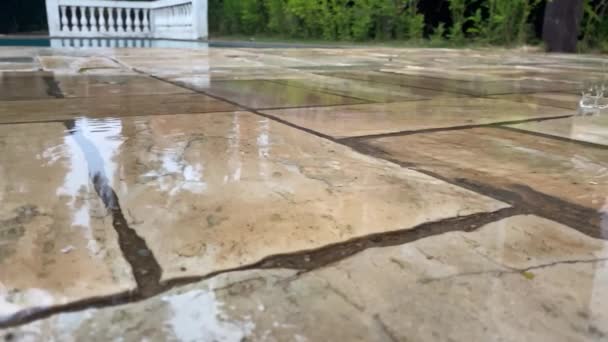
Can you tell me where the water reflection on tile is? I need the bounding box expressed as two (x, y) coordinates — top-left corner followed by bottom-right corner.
(0, 94), (237, 124)
(79, 111), (507, 280)
(0, 122), (135, 320)
(55, 75), (192, 98)
(5, 215), (607, 342)
(172, 79), (366, 109)
(367, 127), (608, 212)
(320, 70), (582, 96)
(262, 98), (573, 138)
(0, 72), (56, 101)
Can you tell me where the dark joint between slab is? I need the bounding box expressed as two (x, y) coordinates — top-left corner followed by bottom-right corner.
(338, 114), (575, 142)
(343, 139), (605, 240)
(0, 206), (520, 329)
(496, 125), (608, 150)
(63, 119), (164, 297)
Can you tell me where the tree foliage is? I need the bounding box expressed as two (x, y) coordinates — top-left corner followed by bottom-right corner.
(209, 0), (607, 49)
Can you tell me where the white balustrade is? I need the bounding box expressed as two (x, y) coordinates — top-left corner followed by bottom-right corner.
(45, 0), (207, 40)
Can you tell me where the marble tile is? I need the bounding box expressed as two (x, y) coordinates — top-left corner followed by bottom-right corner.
(0, 94), (237, 124)
(5, 215), (607, 341)
(0, 72), (56, 101)
(0, 122), (136, 321)
(508, 115), (608, 146)
(55, 75), (192, 98)
(171, 79), (366, 109)
(321, 70), (583, 96)
(366, 127), (608, 211)
(262, 98), (573, 138)
(54, 112), (507, 281)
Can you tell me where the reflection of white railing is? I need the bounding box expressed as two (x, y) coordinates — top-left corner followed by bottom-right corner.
(45, 0), (207, 40)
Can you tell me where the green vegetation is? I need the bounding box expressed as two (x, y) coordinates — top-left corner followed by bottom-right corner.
(209, 0), (608, 50)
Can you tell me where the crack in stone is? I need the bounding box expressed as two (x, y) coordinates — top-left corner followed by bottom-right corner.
(0, 207), (519, 329)
(418, 257), (608, 284)
(63, 119), (163, 298)
(373, 314), (400, 342)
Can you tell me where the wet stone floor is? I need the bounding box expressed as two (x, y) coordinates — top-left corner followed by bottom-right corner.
(0, 46), (607, 342)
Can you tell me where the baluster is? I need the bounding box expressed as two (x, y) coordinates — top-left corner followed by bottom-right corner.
(134, 9), (142, 32)
(108, 9), (116, 32)
(89, 7), (97, 32)
(77, 6), (85, 31)
(142, 9), (150, 32)
(98, 8), (106, 32)
(116, 8), (124, 33)
(60, 6), (68, 31)
(125, 8), (132, 33)
(69, 6), (77, 31)
(84, 7), (91, 31)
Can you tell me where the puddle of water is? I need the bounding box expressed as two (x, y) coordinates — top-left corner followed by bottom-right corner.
(579, 84), (608, 115)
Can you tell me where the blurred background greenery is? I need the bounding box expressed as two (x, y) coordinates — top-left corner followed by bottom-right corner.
(1, 0), (606, 52)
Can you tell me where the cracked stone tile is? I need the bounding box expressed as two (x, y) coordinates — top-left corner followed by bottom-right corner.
(0, 123), (136, 321)
(54, 75), (192, 98)
(261, 98), (573, 138)
(171, 79), (366, 109)
(0, 94), (237, 124)
(55, 111), (507, 281)
(4, 215), (607, 342)
(365, 127), (608, 213)
(507, 115), (608, 147)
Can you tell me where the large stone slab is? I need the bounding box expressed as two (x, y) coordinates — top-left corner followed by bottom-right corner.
(172, 79), (366, 109)
(262, 98), (573, 138)
(0, 123), (135, 321)
(59, 112), (507, 281)
(365, 127), (608, 212)
(508, 115), (608, 147)
(5, 215), (607, 341)
(0, 94), (237, 124)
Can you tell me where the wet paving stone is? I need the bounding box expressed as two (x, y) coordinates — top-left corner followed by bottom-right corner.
(0, 94), (237, 124)
(54, 75), (192, 98)
(365, 127), (608, 213)
(271, 76), (463, 103)
(3, 215), (606, 341)
(0, 45), (607, 339)
(491, 92), (582, 110)
(262, 98), (573, 138)
(0, 72), (58, 101)
(0, 123), (136, 321)
(319, 70), (583, 96)
(172, 79), (366, 109)
(60, 111), (506, 281)
(507, 115), (608, 147)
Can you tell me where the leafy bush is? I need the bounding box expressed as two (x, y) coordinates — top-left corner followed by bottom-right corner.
(208, 0), (607, 50)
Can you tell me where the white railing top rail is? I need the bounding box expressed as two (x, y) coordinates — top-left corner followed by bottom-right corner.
(55, 0), (194, 9)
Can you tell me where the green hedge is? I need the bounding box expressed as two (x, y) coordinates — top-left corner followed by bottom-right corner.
(209, 0), (608, 49)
